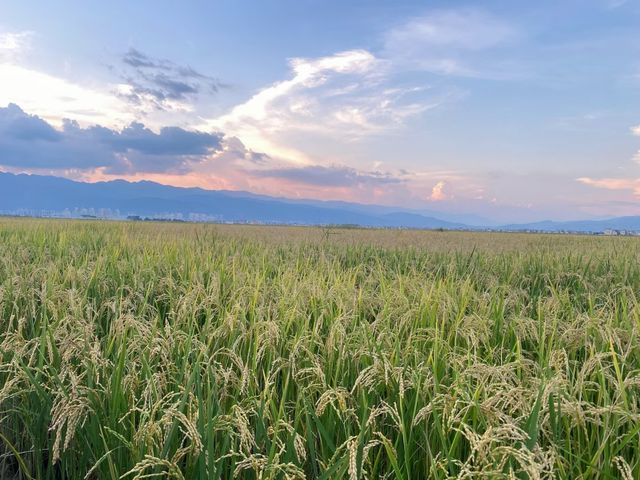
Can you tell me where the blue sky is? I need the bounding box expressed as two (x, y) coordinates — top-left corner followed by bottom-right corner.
(1, 0), (639, 222)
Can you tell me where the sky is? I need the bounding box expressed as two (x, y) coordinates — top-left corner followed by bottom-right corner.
(1, 0), (639, 223)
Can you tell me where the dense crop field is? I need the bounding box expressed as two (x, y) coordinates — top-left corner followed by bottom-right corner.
(1, 219), (640, 479)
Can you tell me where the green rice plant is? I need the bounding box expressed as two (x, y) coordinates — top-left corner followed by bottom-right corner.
(0, 218), (639, 478)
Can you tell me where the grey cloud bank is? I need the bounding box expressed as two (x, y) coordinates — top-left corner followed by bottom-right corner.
(0, 104), (223, 173)
(253, 165), (404, 187)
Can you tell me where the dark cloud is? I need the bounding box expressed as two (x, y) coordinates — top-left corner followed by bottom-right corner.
(0, 104), (223, 173)
(222, 137), (271, 165)
(96, 122), (221, 156)
(147, 73), (199, 99)
(122, 48), (172, 70)
(252, 165), (403, 187)
(0, 104), (61, 142)
(118, 48), (224, 107)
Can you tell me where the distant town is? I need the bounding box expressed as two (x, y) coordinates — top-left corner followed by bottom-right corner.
(2, 208), (639, 236)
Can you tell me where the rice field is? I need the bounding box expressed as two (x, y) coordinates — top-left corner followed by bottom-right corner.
(1, 218), (639, 479)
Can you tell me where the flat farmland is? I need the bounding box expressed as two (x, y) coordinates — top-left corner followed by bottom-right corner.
(1, 219), (639, 479)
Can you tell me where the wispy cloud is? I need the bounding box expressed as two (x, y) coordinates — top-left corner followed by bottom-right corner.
(577, 176), (640, 197)
(385, 9), (515, 51)
(383, 9), (519, 78)
(573, 121), (640, 201)
(207, 49), (445, 165)
(605, 0), (629, 8)
(251, 165), (403, 188)
(114, 48), (225, 111)
(213, 49), (380, 133)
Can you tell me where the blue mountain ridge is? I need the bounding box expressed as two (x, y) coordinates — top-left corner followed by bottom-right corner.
(2, 171), (639, 232)
(0, 172), (464, 228)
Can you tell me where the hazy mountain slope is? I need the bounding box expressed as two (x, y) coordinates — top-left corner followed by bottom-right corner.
(4, 172), (637, 232)
(500, 217), (640, 232)
(0, 172), (464, 228)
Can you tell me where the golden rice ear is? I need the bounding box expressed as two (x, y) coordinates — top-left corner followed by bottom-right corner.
(615, 456), (635, 480)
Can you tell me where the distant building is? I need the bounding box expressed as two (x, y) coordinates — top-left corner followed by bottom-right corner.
(603, 229), (638, 236)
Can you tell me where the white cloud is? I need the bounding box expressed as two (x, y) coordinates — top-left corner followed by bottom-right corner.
(631, 125), (640, 136)
(0, 30), (139, 128)
(214, 50), (379, 128)
(0, 64), (135, 128)
(0, 31), (33, 61)
(203, 50), (382, 164)
(205, 49), (441, 165)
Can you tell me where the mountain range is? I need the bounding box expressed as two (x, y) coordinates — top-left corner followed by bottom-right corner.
(1, 171), (639, 233)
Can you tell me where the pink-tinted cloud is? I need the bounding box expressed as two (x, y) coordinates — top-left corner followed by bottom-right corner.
(577, 176), (640, 197)
(429, 180), (448, 201)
